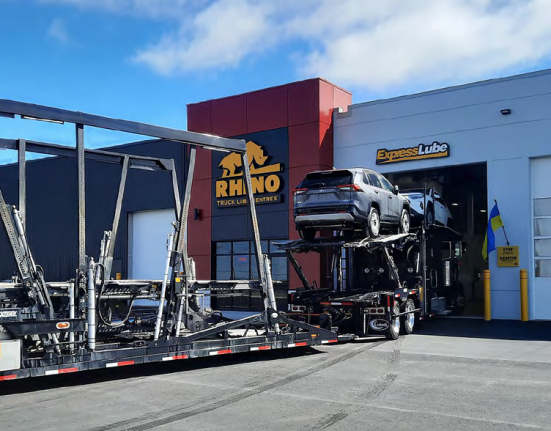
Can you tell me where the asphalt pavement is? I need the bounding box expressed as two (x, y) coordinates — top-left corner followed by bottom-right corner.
(2, 319), (551, 430)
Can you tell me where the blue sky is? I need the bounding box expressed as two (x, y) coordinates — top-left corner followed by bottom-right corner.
(1, 0), (551, 163)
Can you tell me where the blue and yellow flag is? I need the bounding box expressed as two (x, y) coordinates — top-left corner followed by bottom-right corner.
(482, 202), (504, 261)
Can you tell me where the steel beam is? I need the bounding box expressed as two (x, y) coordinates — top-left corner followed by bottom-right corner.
(76, 124), (86, 270)
(104, 156), (129, 281)
(0, 98), (246, 153)
(17, 139), (25, 229)
(0, 138), (173, 170)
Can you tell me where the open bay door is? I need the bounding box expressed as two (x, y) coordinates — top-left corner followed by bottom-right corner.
(128, 209), (176, 279)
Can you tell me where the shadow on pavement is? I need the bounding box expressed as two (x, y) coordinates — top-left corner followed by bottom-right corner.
(417, 317), (551, 341)
(0, 346), (324, 396)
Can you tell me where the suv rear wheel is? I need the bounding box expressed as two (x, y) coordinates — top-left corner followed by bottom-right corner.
(366, 207), (380, 238)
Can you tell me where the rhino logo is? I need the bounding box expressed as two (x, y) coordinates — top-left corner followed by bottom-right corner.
(218, 141), (280, 178)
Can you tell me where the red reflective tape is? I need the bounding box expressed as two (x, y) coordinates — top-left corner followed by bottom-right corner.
(295, 342), (308, 347)
(328, 339), (338, 343)
(217, 349), (232, 355)
(259, 346), (271, 350)
(174, 354), (188, 360)
(59, 367), (78, 374)
(341, 302), (354, 306)
(0, 374), (16, 381)
(118, 361), (134, 367)
(320, 302), (330, 306)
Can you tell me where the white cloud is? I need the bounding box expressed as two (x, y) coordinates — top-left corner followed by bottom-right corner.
(43, 0), (551, 93)
(46, 18), (72, 45)
(132, 0), (276, 75)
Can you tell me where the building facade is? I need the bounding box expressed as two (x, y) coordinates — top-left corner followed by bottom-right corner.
(2, 70), (551, 320)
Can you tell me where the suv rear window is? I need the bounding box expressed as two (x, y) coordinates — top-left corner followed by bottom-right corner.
(298, 171), (353, 189)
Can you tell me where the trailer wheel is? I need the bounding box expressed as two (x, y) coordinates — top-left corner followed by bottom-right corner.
(384, 302), (400, 340)
(400, 299), (415, 335)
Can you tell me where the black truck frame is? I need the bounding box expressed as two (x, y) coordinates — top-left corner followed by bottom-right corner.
(277, 224), (465, 340)
(0, 99), (340, 381)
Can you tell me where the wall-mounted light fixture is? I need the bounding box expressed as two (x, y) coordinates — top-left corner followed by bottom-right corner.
(451, 202), (459, 206)
(194, 208), (202, 220)
(500, 109), (512, 115)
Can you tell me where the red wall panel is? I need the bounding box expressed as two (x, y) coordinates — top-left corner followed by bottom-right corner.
(247, 86), (288, 134)
(319, 80), (335, 126)
(192, 255), (211, 282)
(192, 147), (212, 181)
(334, 87), (352, 114)
(189, 178), (213, 218)
(187, 101), (212, 134)
(319, 122), (334, 169)
(211, 95), (247, 137)
(288, 79), (319, 126)
(288, 122), (320, 167)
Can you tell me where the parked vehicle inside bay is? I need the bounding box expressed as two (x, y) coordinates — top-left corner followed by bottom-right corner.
(293, 168), (411, 240)
(401, 187), (453, 227)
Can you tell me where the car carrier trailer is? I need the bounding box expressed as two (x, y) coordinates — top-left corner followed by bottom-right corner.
(0, 99), (341, 382)
(277, 224), (465, 340)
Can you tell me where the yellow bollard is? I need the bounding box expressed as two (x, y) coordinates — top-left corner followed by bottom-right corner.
(483, 270), (491, 321)
(520, 269), (529, 321)
(116, 272), (122, 280)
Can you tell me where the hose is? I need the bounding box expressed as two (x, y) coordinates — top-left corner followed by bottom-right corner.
(95, 263), (137, 328)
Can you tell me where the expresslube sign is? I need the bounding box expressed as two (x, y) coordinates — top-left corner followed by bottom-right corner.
(376, 141), (450, 165)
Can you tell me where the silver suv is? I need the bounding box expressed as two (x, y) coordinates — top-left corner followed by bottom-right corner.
(293, 168), (410, 240)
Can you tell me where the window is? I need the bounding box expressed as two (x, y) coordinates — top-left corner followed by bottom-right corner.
(534, 197), (551, 277)
(363, 171), (372, 185)
(378, 175), (395, 193)
(435, 193), (447, 207)
(213, 240), (289, 310)
(367, 172), (382, 188)
(298, 170), (352, 189)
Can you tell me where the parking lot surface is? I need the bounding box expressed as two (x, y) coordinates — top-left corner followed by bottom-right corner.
(2, 319), (551, 431)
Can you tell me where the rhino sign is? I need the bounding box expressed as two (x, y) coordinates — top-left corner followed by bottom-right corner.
(218, 141), (281, 178)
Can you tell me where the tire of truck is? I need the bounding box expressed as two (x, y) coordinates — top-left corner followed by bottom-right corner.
(400, 299), (415, 335)
(299, 228), (316, 241)
(384, 301), (401, 340)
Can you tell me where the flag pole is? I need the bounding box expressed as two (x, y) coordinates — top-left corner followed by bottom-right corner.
(494, 199), (510, 246)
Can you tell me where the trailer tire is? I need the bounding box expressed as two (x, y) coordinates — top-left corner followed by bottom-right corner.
(384, 302), (400, 340)
(400, 299), (415, 335)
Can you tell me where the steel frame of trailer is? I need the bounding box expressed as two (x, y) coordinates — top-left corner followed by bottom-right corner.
(276, 232), (428, 338)
(0, 99), (340, 382)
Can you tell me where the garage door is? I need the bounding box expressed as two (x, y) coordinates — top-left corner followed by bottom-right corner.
(128, 209), (176, 279)
(531, 158), (551, 319)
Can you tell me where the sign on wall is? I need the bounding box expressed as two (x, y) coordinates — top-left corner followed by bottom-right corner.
(215, 141), (285, 208)
(497, 246), (519, 267)
(376, 141), (450, 165)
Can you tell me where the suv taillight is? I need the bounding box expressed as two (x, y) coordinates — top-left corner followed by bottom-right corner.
(337, 184), (361, 192)
(293, 188), (308, 195)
